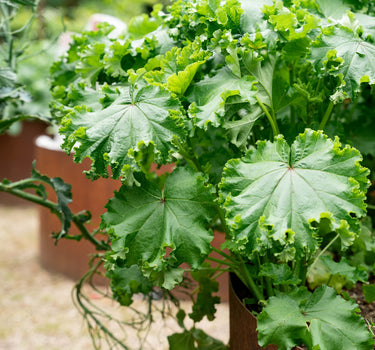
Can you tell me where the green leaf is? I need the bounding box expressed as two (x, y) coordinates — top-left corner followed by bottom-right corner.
(151, 42), (212, 95)
(168, 331), (195, 350)
(310, 27), (375, 98)
(128, 14), (162, 39)
(239, 0), (272, 32)
(102, 168), (216, 272)
(75, 42), (106, 86)
(362, 284), (375, 303)
(257, 293), (310, 349)
(31, 166), (73, 241)
(219, 129), (369, 259)
(316, 0), (350, 20)
(168, 329), (228, 350)
(320, 255), (368, 284)
(143, 265), (184, 290)
(107, 265), (153, 306)
(60, 82), (185, 179)
(3, 162), (74, 240)
(188, 67), (257, 128)
(259, 263), (301, 286)
(191, 328), (228, 350)
(258, 286), (374, 350)
(305, 286), (374, 350)
(267, 6), (318, 41)
(189, 267), (220, 322)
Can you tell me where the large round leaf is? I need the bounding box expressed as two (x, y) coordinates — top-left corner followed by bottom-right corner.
(219, 129), (369, 259)
(60, 82), (186, 179)
(102, 168), (216, 272)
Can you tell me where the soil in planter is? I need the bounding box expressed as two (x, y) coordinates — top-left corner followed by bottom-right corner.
(347, 279), (375, 337)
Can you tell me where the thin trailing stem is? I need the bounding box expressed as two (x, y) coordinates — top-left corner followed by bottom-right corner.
(73, 262), (130, 350)
(72, 216), (109, 250)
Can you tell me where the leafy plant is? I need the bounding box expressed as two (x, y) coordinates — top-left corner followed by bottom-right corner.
(2, 0), (375, 349)
(0, 0), (54, 133)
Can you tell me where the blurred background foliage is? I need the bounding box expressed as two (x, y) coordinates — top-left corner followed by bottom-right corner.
(1, 0), (170, 133)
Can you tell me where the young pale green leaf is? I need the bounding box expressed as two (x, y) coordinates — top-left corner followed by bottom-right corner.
(258, 285), (374, 350)
(102, 168), (216, 273)
(219, 129), (369, 259)
(310, 27), (375, 98)
(239, 0), (272, 33)
(145, 42), (211, 95)
(128, 14), (162, 39)
(107, 265), (153, 306)
(60, 83), (185, 179)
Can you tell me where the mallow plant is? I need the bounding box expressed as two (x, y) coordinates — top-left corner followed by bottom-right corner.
(2, 0), (375, 349)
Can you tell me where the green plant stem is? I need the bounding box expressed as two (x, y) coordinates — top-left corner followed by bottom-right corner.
(294, 259), (307, 286)
(238, 261), (264, 301)
(326, 274), (333, 287)
(256, 95), (279, 137)
(289, 65), (296, 128)
(184, 267), (230, 273)
(205, 256), (237, 269)
(309, 233), (340, 271)
(211, 246), (237, 262)
(0, 182), (109, 250)
(319, 100), (335, 130)
(211, 269), (228, 281)
(72, 216), (108, 251)
(0, 183), (57, 209)
(264, 277), (274, 297)
(367, 204), (375, 210)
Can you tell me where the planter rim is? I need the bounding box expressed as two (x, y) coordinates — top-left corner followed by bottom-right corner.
(35, 134), (64, 152)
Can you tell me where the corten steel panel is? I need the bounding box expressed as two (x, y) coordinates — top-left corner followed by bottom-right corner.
(0, 121), (47, 205)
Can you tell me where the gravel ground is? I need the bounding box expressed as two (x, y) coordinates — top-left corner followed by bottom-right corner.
(0, 205), (229, 350)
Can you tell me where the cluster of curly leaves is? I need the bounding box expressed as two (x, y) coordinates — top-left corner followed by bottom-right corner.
(49, 0), (375, 349)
